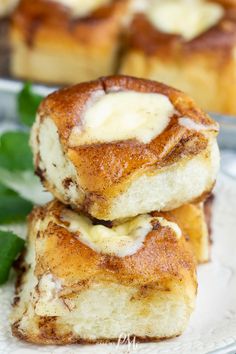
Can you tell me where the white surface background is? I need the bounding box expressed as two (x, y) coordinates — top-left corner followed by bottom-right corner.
(0, 170), (236, 354)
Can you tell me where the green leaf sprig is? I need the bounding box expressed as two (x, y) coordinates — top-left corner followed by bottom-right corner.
(0, 231), (25, 285)
(0, 83), (44, 284)
(0, 183), (32, 224)
(17, 82), (43, 127)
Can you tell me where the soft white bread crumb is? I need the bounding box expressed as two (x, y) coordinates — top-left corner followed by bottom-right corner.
(108, 139), (219, 219)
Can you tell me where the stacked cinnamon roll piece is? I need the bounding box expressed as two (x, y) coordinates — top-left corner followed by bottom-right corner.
(11, 75), (220, 344)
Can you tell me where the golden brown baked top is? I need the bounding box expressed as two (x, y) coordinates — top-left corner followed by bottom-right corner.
(37, 75), (218, 199)
(127, 6), (236, 56)
(29, 200), (196, 289)
(11, 0), (127, 46)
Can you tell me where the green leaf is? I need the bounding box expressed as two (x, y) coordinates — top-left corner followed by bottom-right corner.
(0, 168), (52, 205)
(17, 82), (43, 127)
(0, 131), (33, 171)
(0, 183), (32, 224)
(0, 230), (25, 284)
(0, 130), (52, 204)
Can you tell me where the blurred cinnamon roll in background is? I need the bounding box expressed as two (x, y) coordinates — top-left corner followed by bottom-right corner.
(164, 200), (213, 264)
(10, 0), (130, 84)
(121, 0), (236, 114)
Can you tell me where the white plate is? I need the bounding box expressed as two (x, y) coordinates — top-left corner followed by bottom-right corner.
(0, 163), (236, 354)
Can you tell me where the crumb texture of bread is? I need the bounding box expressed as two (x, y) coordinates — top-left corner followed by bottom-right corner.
(11, 200), (197, 344)
(31, 75), (220, 220)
